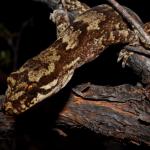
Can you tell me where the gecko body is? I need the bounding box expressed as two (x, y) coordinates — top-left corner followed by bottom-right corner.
(4, 5), (140, 115)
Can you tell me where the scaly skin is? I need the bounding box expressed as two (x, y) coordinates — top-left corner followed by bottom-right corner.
(50, 0), (90, 36)
(4, 5), (138, 115)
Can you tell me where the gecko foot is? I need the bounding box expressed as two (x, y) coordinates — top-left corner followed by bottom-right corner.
(117, 48), (134, 68)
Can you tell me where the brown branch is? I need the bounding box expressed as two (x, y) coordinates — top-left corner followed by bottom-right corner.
(125, 45), (150, 57)
(57, 91), (150, 146)
(1, 82), (150, 147)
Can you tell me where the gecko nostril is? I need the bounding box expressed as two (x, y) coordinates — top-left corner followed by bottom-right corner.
(27, 85), (33, 91)
(27, 83), (37, 91)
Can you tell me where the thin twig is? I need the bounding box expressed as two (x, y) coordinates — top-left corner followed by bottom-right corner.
(106, 0), (150, 47)
(125, 45), (150, 57)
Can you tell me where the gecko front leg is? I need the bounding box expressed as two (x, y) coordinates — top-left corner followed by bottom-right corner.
(50, 0), (90, 37)
(50, 0), (71, 37)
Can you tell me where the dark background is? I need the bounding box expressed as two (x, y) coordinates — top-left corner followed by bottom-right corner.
(0, 1), (149, 150)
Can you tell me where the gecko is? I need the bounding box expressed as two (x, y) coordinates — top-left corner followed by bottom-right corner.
(3, 4), (150, 115)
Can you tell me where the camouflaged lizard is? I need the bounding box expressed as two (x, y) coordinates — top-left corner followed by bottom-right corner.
(3, 4), (150, 115)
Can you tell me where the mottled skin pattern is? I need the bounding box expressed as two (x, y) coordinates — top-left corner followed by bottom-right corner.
(62, 0), (90, 14)
(3, 5), (147, 115)
(50, 0), (90, 36)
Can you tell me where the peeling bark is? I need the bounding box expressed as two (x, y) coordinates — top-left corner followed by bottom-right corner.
(57, 91), (150, 146)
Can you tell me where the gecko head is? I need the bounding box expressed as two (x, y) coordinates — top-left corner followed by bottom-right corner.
(3, 66), (64, 115)
(3, 71), (41, 115)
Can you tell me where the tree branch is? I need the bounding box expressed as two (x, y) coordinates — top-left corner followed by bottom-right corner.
(57, 91), (150, 146)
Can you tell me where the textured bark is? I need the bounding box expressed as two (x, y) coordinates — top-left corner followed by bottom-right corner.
(57, 90), (150, 146)
(0, 85), (150, 148)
